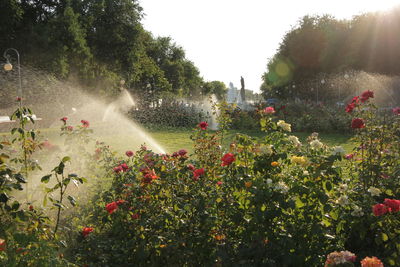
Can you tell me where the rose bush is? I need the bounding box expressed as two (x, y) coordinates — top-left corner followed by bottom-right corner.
(1, 91), (400, 266)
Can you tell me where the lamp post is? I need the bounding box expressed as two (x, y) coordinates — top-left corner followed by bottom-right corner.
(3, 48), (22, 105)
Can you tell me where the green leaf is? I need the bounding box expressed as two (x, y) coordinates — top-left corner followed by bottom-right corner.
(325, 181), (332, 192)
(11, 201), (20, 211)
(15, 173), (27, 183)
(63, 178), (71, 186)
(41, 174), (52, 183)
(56, 162), (65, 174)
(62, 156), (71, 163)
(67, 195), (76, 206)
(295, 197), (305, 208)
(53, 203), (64, 209)
(0, 193), (9, 203)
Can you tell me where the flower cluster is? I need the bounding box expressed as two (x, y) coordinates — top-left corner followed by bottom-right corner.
(193, 168), (205, 180)
(291, 156), (308, 166)
(172, 149), (188, 158)
(372, 198), (400, 216)
(324, 250), (356, 267)
(113, 163), (129, 173)
(141, 168), (159, 184)
(81, 120), (90, 128)
(277, 120), (291, 132)
(288, 135), (301, 146)
(345, 90), (374, 113)
(360, 256), (384, 267)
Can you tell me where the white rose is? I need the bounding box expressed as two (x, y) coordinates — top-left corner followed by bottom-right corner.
(288, 135), (301, 146)
(277, 120), (291, 132)
(367, 187), (381, 197)
(332, 146), (345, 155)
(310, 139), (323, 149)
(351, 205), (364, 217)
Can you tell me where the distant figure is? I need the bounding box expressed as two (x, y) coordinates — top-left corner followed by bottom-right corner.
(240, 76), (246, 103)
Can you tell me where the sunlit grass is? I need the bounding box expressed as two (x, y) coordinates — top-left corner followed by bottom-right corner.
(1, 125), (355, 155)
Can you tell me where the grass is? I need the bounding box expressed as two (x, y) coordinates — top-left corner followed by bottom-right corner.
(1, 125), (355, 155)
(147, 128), (354, 154)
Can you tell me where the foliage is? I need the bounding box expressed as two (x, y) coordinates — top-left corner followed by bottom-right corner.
(129, 100), (207, 128)
(261, 8), (400, 100)
(274, 101), (351, 133)
(0, 104), (76, 266)
(0, 0), (212, 101)
(2, 91), (400, 266)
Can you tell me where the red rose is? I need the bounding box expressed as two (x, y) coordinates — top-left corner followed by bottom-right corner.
(372, 203), (389, 216)
(113, 166), (123, 173)
(106, 202), (118, 214)
(142, 168), (158, 184)
(29, 205), (34, 211)
(178, 149), (187, 156)
(172, 152), (179, 157)
(120, 163), (129, 172)
(360, 90), (374, 102)
(82, 227), (94, 237)
(193, 168), (205, 179)
(60, 117), (68, 123)
(383, 198), (400, 213)
(198, 121), (208, 130)
(221, 153), (235, 166)
(351, 96), (360, 104)
(216, 181), (223, 186)
(345, 103), (355, 113)
(81, 120), (90, 128)
(16, 97), (21, 102)
(125, 150), (134, 157)
(351, 118), (365, 129)
(392, 107), (400, 115)
(263, 107), (275, 114)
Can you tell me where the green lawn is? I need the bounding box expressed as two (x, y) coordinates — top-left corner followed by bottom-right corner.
(1, 125), (355, 155)
(146, 128), (354, 154)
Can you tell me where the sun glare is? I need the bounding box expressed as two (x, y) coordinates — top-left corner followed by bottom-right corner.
(347, 1), (399, 15)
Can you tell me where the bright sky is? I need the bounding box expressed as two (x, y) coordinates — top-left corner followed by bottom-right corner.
(140, 0), (399, 92)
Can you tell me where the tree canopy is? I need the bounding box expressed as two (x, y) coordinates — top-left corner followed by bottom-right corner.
(0, 0), (212, 102)
(261, 7), (400, 101)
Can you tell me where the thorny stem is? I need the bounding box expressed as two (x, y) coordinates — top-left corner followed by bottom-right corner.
(53, 173), (65, 238)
